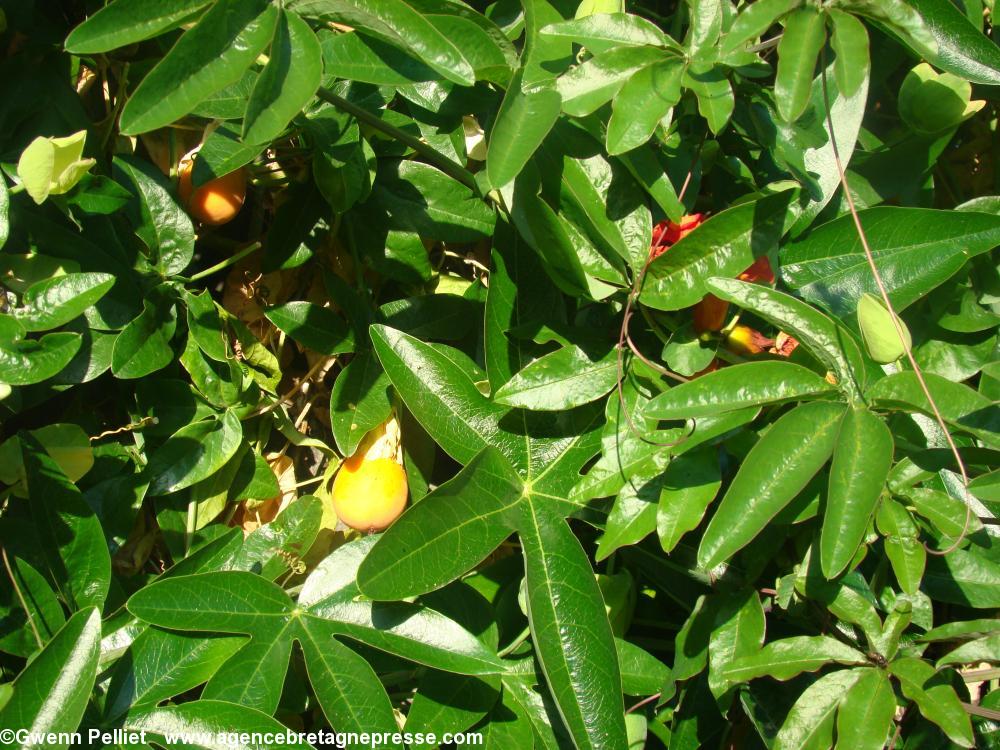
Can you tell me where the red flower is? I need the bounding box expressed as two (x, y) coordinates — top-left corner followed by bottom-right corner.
(738, 256), (775, 284)
(650, 213), (705, 259)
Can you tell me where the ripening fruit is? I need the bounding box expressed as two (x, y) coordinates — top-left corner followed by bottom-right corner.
(331, 456), (408, 532)
(725, 325), (772, 357)
(330, 414), (408, 532)
(692, 294), (729, 333)
(177, 152), (246, 226)
(738, 256), (775, 285)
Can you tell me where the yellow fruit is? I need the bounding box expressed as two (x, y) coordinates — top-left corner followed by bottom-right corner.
(725, 325), (772, 357)
(331, 456), (408, 532)
(177, 153), (246, 226)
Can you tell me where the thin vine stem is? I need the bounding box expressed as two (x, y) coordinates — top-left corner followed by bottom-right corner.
(2, 547), (42, 649)
(183, 241), (262, 283)
(614, 136), (705, 449)
(819, 59), (971, 555)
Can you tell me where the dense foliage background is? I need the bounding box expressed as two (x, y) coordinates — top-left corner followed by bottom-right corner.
(0, 0), (999, 747)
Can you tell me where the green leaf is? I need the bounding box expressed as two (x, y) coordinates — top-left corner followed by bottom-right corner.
(494, 345), (617, 411)
(866, 371), (999, 448)
(265, 301), (353, 355)
(0, 557), (65, 656)
(486, 75), (562, 190)
(775, 9), (826, 122)
(146, 411), (244, 496)
(645, 361), (836, 420)
(371, 325), (526, 469)
(903, 487), (983, 541)
(329, 350), (392, 457)
(242, 10), (323, 145)
(510, 175), (611, 298)
(921, 618), (1000, 643)
(639, 191), (792, 311)
(357, 447), (523, 600)
(0, 609), (101, 739)
(540, 13), (673, 54)
(596, 471), (661, 561)
(22, 436), (111, 611)
(546, 148), (651, 273)
(721, 0), (800, 56)
(722, 635), (867, 683)
(318, 30), (438, 85)
(773, 669), (861, 750)
(656, 448), (721, 554)
(368, 160), (495, 242)
(782, 207), (1000, 320)
(65, 0), (211, 53)
(828, 9), (870, 97)
(705, 277), (869, 397)
(126, 700), (317, 749)
(876, 498), (925, 596)
(104, 629), (246, 720)
(297, 617), (404, 746)
(787, 60), (870, 235)
(406, 670), (500, 739)
(606, 59), (683, 155)
(290, 0), (476, 85)
(182, 289), (228, 362)
(557, 46), (666, 117)
(686, 0), (723, 56)
(302, 539), (503, 672)
(698, 401), (846, 569)
(821, 405), (893, 578)
(0, 330), (81, 386)
(520, 0), (573, 88)
(114, 155), (196, 276)
(617, 639), (670, 695)
(225, 496), (323, 581)
(923, 548), (1000, 608)
(908, 0), (1000, 85)
(111, 298), (177, 380)
(683, 64), (735, 134)
(890, 657), (974, 747)
(119, 0), (280, 135)
(835, 668), (896, 750)
(708, 591), (766, 701)
(937, 633), (1000, 667)
(12, 272), (114, 332)
(191, 122), (264, 187)
(520, 502), (628, 750)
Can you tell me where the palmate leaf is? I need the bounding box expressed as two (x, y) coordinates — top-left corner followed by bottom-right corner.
(368, 323), (628, 749)
(126, 564), (501, 732)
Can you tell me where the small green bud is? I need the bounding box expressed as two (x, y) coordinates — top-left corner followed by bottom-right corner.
(16, 130), (96, 205)
(858, 293), (911, 364)
(898, 63), (985, 134)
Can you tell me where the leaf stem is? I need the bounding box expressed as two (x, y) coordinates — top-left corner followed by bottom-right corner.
(314, 86), (480, 195)
(184, 241), (261, 283)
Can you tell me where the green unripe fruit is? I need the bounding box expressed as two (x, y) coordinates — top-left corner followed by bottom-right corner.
(858, 293), (911, 364)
